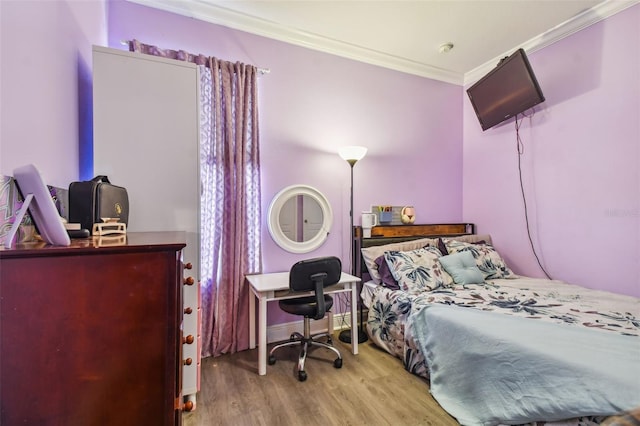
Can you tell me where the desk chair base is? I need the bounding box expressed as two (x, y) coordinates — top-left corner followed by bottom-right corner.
(268, 317), (342, 382)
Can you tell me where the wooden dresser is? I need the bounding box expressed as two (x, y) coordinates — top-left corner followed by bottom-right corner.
(0, 232), (191, 425)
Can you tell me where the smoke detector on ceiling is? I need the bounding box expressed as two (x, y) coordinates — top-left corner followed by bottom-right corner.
(439, 42), (454, 54)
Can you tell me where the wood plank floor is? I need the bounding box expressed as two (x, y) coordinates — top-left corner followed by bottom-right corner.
(183, 336), (458, 426)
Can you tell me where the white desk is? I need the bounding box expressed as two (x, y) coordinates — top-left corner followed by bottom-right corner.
(246, 271), (361, 375)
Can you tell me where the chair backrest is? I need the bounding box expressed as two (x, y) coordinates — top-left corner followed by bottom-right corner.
(289, 256), (342, 291)
(289, 256), (342, 320)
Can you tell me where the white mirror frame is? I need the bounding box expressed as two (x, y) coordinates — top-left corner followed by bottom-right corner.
(267, 184), (333, 253)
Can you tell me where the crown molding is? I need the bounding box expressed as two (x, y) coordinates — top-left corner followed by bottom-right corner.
(463, 0), (640, 86)
(127, 0), (463, 84)
(128, 0), (637, 87)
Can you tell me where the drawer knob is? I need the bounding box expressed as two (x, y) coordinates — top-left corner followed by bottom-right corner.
(183, 276), (195, 286)
(183, 335), (194, 345)
(184, 262), (193, 270)
(184, 307), (193, 315)
(184, 357), (193, 366)
(183, 401), (194, 412)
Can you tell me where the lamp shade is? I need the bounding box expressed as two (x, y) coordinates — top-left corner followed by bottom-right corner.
(338, 146), (367, 163)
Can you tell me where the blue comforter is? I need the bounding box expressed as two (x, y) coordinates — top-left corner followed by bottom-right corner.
(412, 304), (640, 426)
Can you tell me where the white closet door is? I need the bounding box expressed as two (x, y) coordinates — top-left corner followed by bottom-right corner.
(92, 46), (201, 401)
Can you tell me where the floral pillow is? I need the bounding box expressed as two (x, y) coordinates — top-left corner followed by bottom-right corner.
(438, 238), (486, 256)
(442, 238), (514, 280)
(383, 246), (453, 293)
(361, 237), (438, 284)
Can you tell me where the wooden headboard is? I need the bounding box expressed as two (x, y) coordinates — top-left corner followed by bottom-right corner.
(352, 223), (475, 278)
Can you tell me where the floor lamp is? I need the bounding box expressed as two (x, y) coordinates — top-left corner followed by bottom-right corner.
(338, 146), (369, 344)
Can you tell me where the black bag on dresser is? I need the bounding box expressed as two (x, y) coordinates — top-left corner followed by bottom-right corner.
(68, 176), (129, 231)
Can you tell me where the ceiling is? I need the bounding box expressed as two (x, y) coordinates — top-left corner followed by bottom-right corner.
(129, 0), (638, 85)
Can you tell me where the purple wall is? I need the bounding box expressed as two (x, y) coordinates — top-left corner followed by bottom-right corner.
(1, 0), (633, 333)
(463, 5), (639, 297)
(0, 0), (106, 186)
(106, 1), (463, 285)
(106, 1), (463, 323)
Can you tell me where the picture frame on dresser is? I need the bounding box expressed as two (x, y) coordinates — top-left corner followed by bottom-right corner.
(4, 163), (70, 248)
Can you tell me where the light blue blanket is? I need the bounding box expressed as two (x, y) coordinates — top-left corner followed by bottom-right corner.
(412, 304), (640, 426)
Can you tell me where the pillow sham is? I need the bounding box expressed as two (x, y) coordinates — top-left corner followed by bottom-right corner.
(374, 255), (400, 290)
(383, 246), (453, 293)
(456, 234), (493, 245)
(439, 251), (484, 285)
(442, 238), (514, 280)
(438, 235), (490, 255)
(361, 237), (438, 284)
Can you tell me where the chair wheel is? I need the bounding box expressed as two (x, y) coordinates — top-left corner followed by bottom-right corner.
(334, 358), (342, 369)
(298, 370), (307, 381)
(327, 337), (333, 345)
(289, 334), (296, 341)
(268, 355), (276, 365)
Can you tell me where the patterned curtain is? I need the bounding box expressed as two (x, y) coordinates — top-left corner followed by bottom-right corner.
(130, 40), (262, 357)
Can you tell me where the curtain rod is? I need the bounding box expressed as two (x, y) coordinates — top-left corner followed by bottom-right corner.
(119, 40), (270, 75)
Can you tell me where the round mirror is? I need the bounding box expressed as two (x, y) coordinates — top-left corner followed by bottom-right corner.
(267, 185), (333, 253)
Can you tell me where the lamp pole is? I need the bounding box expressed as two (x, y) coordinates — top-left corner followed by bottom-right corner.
(338, 147), (368, 344)
(348, 161), (355, 266)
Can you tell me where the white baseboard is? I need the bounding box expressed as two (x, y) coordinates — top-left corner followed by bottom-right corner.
(267, 311), (365, 344)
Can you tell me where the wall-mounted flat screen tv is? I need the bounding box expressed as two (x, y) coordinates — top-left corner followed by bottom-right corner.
(467, 48), (545, 131)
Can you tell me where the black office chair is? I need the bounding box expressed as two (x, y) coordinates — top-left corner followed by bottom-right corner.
(268, 256), (343, 381)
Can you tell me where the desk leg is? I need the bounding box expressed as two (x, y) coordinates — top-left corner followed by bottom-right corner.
(258, 296), (268, 375)
(249, 289), (256, 349)
(350, 283), (359, 355)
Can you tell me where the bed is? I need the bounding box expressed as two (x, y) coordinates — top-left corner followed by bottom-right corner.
(354, 224), (640, 426)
